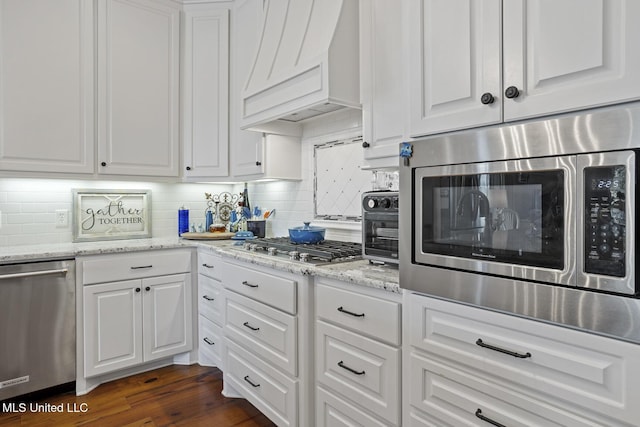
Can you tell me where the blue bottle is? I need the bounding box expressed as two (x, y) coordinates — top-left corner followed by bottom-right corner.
(178, 206), (189, 235)
(205, 210), (213, 231)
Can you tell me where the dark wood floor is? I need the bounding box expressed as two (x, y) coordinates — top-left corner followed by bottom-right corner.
(0, 365), (276, 427)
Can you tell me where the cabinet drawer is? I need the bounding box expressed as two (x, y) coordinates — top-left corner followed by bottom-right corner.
(225, 291), (297, 376)
(408, 351), (607, 427)
(221, 261), (297, 314)
(225, 340), (298, 427)
(316, 281), (401, 346)
(198, 251), (223, 280)
(198, 274), (223, 325)
(82, 249), (192, 284)
(409, 295), (640, 425)
(199, 315), (222, 368)
(317, 386), (390, 427)
(316, 320), (400, 425)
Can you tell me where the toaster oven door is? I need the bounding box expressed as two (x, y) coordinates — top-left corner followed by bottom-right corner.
(363, 212), (399, 262)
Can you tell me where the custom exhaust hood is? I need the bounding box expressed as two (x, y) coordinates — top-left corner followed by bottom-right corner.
(240, 0), (360, 135)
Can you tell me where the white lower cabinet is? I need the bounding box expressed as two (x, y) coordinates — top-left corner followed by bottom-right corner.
(408, 351), (603, 427)
(81, 250), (193, 379)
(404, 294), (640, 426)
(199, 315), (223, 368)
(225, 291), (297, 376)
(316, 321), (400, 425)
(225, 339), (299, 426)
(315, 279), (402, 426)
(316, 385), (389, 427)
(83, 273), (192, 377)
(220, 259), (312, 427)
(197, 250), (225, 368)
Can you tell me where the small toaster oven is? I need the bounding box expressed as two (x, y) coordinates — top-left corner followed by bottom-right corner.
(362, 191), (399, 264)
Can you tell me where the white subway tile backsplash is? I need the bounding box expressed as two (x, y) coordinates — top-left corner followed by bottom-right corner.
(7, 214), (34, 224)
(0, 111), (373, 246)
(0, 178), (232, 246)
(1, 203), (20, 213)
(245, 110), (366, 242)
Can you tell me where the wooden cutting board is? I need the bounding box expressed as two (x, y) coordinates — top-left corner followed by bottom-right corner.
(180, 232), (235, 240)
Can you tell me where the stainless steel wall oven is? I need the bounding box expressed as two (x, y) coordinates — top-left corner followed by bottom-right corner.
(400, 103), (640, 344)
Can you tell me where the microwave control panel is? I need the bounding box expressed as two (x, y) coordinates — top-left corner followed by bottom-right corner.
(584, 165), (626, 277)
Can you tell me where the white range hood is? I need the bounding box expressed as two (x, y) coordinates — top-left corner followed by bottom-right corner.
(240, 0), (360, 135)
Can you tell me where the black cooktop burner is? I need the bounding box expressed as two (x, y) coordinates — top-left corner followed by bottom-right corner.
(246, 237), (362, 263)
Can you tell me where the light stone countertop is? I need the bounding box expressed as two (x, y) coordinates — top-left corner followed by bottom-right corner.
(0, 237), (400, 293)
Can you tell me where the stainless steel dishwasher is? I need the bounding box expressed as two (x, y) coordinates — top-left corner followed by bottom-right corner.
(0, 260), (76, 401)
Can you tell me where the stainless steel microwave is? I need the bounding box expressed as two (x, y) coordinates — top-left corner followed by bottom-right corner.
(414, 152), (635, 294)
(400, 103), (640, 344)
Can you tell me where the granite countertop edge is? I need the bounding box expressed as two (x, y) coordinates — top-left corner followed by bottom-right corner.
(0, 237), (400, 293)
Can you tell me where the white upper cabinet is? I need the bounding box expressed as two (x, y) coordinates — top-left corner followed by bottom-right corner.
(408, 0), (640, 138)
(230, 0), (302, 181)
(97, 0), (180, 177)
(0, 0), (95, 174)
(360, 0), (405, 169)
(503, 0), (640, 121)
(182, 5), (230, 180)
(230, 0), (264, 178)
(407, 0), (502, 137)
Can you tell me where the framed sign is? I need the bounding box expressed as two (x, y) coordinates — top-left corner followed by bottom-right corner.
(72, 189), (152, 242)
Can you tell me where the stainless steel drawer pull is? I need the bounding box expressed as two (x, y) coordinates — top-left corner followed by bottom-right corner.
(203, 338), (215, 346)
(244, 375), (260, 388)
(337, 361), (365, 376)
(241, 280), (259, 288)
(476, 339), (532, 359)
(0, 268), (68, 280)
(475, 409), (506, 427)
(337, 306), (365, 317)
(202, 263), (214, 269)
(202, 295), (215, 301)
(243, 321), (260, 331)
(130, 265), (153, 270)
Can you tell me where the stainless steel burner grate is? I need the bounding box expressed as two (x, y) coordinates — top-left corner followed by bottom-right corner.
(247, 237), (362, 263)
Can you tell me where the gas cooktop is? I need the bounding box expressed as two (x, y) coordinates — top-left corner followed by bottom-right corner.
(240, 237), (362, 264)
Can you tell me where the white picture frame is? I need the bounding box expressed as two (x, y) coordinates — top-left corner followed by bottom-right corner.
(72, 189), (152, 242)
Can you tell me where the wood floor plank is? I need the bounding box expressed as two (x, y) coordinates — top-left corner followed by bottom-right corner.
(0, 365), (276, 427)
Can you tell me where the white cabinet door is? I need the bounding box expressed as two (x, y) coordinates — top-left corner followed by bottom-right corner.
(360, 0), (405, 168)
(406, 294), (640, 426)
(316, 386), (390, 427)
(198, 274), (224, 325)
(408, 0), (640, 138)
(225, 291), (297, 376)
(407, 0), (502, 137)
(503, 0), (640, 121)
(143, 273), (193, 362)
(182, 5), (230, 180)
(199, 315), (223, 368)
(230, 0), (265, 178)
(225, 340), (299, 427)
(83, 279), (143, 377)
(0, 0), (94, 174)
(316, 321), (401, 425)
(97, 0), (180, 177)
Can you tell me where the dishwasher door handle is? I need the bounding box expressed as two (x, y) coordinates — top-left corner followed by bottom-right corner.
(0, 268), (69, 280)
